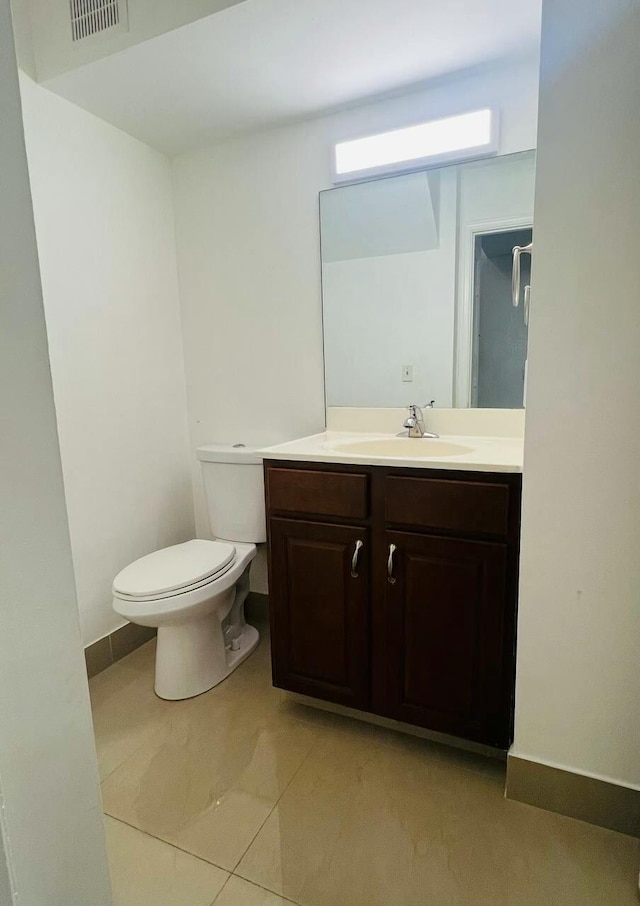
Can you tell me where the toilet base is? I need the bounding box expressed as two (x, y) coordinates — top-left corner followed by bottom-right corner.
(224, 622), (260, 675)
(154, 620), (259, 701)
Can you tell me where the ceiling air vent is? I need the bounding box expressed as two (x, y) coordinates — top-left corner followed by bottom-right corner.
(70, 0), (127, 43)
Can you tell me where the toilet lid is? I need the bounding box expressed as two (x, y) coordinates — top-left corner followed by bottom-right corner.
(113, 540), (236, 598)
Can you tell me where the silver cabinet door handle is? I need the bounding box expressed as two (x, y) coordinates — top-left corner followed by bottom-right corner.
(351, 540), (364, 578)
(387, 543), (397, 584)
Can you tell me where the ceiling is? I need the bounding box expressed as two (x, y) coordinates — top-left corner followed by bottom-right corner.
(45, 0), (542, 156)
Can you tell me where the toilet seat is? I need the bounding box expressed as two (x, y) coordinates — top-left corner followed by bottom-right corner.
(113, 539), (236, 602)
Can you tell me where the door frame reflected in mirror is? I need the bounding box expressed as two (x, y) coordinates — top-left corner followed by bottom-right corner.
(455, 216), (533, 407)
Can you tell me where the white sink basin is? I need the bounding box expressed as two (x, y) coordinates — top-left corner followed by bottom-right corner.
(330, 438), (474, 458)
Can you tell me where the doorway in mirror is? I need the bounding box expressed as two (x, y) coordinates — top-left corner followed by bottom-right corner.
(472, 228), (532, 408)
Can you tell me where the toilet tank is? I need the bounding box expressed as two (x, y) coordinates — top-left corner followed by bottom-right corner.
(196, 444), (266, 543)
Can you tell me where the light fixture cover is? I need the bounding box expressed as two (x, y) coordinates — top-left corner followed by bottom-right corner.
(334, 109), (496, 180)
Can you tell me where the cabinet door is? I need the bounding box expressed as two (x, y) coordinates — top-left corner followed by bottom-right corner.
(268, 518), (370, 709)
(385, 531), (508, 745)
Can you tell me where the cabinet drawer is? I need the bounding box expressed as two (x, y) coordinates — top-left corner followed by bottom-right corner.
(385, 475), (510, 537)
(266, 467), (369, 520)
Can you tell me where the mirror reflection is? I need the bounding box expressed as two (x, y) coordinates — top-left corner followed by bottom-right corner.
(320, 150), (535, 409)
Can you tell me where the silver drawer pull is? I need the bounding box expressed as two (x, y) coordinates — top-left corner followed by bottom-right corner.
(351, 540), (364, 578)
(387, 543), (397, 584)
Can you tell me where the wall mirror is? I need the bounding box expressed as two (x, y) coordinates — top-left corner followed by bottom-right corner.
(320, 150), (535, 409)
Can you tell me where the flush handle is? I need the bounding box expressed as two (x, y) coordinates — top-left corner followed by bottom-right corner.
(387, 543), (397, 584)
(350, 540), (364, 578)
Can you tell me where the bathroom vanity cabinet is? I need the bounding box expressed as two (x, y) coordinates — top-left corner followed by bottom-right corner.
(264, 461), (521, 749)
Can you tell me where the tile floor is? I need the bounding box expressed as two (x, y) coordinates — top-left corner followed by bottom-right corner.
(91, 615), (639, 905)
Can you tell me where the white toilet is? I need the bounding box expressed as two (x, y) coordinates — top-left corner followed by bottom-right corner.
(112, 444), (266, 700)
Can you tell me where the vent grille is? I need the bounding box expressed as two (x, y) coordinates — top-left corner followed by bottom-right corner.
(70, 0), (122, 42)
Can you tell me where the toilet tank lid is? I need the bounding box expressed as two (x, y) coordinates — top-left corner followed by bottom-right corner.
(196, 443), (264, 464)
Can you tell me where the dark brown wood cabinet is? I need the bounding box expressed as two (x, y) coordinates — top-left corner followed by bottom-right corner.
(265, 460), (521, 749)
(385, 531), (509, 747)
(268, 518), (370, 709)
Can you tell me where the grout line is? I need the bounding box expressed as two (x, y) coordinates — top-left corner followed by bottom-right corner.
(99, 630), (308, 899)
(103, 812), (232, 875)
(229, 730), (321, 876)
(209, 873), (233, 905)
(227, 799), (278, 875)
(228, 873), (303, 905)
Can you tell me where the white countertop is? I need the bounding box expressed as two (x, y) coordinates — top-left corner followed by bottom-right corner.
(261, 431), (523, 473)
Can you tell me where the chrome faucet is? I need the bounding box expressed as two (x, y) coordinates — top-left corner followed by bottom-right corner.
(401, 402), (439, 438)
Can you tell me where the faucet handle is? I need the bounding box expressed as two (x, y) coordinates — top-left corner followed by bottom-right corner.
(423, 400), (435, 409)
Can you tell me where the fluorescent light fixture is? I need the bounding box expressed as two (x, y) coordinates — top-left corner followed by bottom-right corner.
(334, 109), (496, 179)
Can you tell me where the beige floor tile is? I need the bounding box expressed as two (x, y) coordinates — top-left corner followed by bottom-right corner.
(101, 672), (320, 870)
(214, 875), (298, 905)
(89, 651), (181, 781)
(94, 627), (639, 905)
(237, 726), (640, 906)
(105, 815), (228, 906)
(283, 699), (508, 782)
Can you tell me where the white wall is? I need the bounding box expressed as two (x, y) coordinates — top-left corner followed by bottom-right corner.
(172, 57), (540, 590)
(514, 0), (640, 790)
(0, 837), (11, 906)
(0, 2), (110, 900)
(322, 168), (457, 408)
(20, 75), (195, 647)
(8, 0), (35, 75)
(323, 248), (457, 408)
